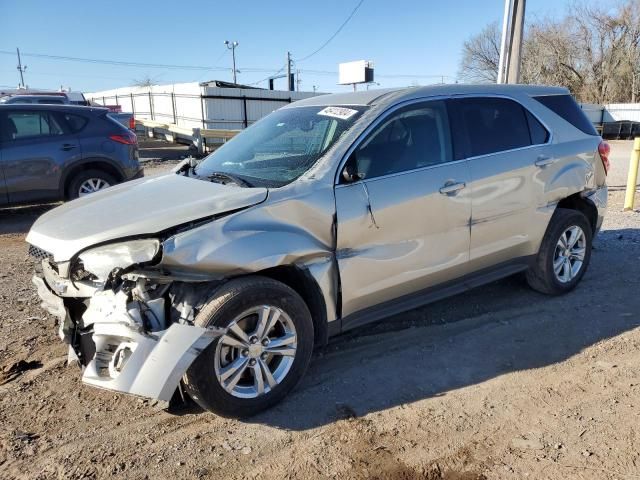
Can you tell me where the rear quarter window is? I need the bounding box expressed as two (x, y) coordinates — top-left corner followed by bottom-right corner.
(525, 110), (549, 144)
(532, 94), (598, 136)
(61, 113), (89, 133)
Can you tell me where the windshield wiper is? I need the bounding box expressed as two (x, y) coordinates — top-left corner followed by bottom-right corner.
(206, 171), (253, 187)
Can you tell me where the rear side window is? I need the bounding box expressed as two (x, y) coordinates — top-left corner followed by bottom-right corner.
(451, 97), (531, 157)
(533, 94), (597, 136)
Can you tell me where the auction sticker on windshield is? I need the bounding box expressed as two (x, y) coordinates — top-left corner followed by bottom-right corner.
(318, 106), (358, 120)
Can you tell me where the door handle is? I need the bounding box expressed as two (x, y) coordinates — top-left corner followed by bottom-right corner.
(535, 155), (557, 167)
(439, 181), (466, 195)
(61, 144), (77, 151)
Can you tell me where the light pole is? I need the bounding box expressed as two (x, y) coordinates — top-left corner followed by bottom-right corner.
(497, 0), (526, 84)
(224, 40), (239, 84)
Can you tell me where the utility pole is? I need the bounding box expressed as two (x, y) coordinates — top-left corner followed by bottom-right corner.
(16, 48), (27, 88)
(286, 51), (293, 92)
(497, 0), (526, 84)
(224, 40), (239, 84)
(507, 0), (526, 83)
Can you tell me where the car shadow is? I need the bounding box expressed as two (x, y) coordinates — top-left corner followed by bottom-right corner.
(236, 226), (640, 430)
(0, 203), (57, 235)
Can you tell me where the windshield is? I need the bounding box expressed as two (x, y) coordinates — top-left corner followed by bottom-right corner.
(195, 105), (366, 187)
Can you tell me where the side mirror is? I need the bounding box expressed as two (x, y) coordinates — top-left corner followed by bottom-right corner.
(342, 157), (362, 183)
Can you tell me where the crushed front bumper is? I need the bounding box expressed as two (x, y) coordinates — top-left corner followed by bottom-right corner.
(32, 274), (221, 402)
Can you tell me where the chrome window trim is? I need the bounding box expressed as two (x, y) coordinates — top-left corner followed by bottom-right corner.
(334, 157), (469, 189)
(333, 93), (553, 185)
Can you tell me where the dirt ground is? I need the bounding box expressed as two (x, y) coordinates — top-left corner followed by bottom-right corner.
(0, 141), (639, 480)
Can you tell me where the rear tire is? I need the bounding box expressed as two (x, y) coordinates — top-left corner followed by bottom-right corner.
(68, 169), (116, 199)
(526, 208), (592, 295)
(183, 276), (314, 417)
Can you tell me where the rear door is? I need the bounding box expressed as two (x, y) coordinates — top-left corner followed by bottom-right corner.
(448, 96), (552, 271)
(335, 100), (472, 318)
(0, 109), (82, 204)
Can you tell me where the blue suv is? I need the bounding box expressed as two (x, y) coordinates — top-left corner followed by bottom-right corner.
(0, 104), (142, 206)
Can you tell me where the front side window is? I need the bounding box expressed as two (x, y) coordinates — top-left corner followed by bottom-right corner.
(452, 97), (532, 157)
(4, 111), (65, 140)
(195, 105), (366, 187)
(350, 100), (453, 180)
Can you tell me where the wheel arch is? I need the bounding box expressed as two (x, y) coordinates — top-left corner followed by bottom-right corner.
(556, 192), (598, 234)
(61, 158), (125, 199)
(254, 265), (329, 347)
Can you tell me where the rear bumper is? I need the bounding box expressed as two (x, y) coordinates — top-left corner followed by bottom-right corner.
(585, 185), (607, 233)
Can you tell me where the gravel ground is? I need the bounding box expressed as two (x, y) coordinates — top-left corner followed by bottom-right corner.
(0, 141), (638, 480)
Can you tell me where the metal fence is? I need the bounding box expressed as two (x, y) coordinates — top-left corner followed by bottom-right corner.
(91, 91), (296, 131)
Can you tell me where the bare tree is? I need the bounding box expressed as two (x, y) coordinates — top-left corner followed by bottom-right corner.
(521, 18), (584, 96)
(458, 21), (501, 83)
(458, 0), (640, 104)
(132, 75), (156, 89)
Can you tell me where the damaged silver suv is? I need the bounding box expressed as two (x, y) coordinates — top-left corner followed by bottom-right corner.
(28, 85), (609, 417)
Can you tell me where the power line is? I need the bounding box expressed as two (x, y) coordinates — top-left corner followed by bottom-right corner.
(0, 49), (455, 87)
(213, 49), (228, 64)
(0, 50), (280, 73)
(247, 64), (287, 86)
(299, 69), (454, 79)
(296, 0), (366, 62)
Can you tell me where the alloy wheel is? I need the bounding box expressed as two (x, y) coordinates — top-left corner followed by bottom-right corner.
(214, 305), (297, 399)
(553, 225), (586, 283)
(78, 178), (110, 197)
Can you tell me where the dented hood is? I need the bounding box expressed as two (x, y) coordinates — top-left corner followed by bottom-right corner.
(26, 173), (268, 261)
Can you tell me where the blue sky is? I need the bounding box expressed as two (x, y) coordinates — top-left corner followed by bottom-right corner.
(0, 0), (586, 94)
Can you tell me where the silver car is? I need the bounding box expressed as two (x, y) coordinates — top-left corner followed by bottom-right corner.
(27, 84), (609, 416)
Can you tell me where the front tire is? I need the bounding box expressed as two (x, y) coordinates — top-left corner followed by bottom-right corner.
(183, 277), (314, 417)
(526, 208), (592, 295)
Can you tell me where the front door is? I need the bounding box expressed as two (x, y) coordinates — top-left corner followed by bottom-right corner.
(335, 100), (472, 318)
(0, 109), (81, 205)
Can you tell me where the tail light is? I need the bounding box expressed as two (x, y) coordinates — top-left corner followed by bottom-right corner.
(109, 132), (137, 145)
(129, 116), (135, 130)
(598, 140), (610, 175)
